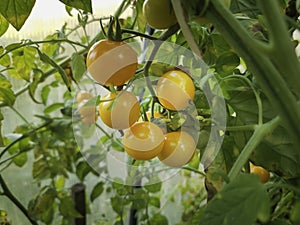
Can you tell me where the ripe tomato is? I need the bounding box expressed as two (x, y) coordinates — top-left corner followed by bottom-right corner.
(123, 121), (165, 160)
(143, 0), (177, 29)
(156, 70), (195, 110)
(158, 131), (196, 167)
(250, 164), (270, 183)
(86, 39), (138, 86)
(76, 90), (92, 103)
(78, 100), (97, 125)
(98, 91), (140, 130)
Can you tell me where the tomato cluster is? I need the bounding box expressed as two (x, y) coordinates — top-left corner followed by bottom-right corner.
(82, 33), (197, 167)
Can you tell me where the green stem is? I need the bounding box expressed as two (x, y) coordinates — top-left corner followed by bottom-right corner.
(226, 124), (257, 132)
(206, 0), (300, 144)
(258, 0), (300, 98)
(171, 0), (203, 57)
(121, 29), (158, 40)
(182, 165), (206, 176)
(0, 174), (38, 225)
(10, 106), (30, 125)
(0, 39), (87, 60)
(228, 116), (281, 180)
(0, 121), (52, 159)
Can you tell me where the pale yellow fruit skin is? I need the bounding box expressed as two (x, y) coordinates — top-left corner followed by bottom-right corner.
(98, 91), (140, 130)
(123, 121), (165, 160)
(78, 100), (97, 125)
(76, 90), (92, 103)
(158, 131), (196, 167)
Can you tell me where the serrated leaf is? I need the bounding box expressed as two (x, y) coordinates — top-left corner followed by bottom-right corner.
(0, 14), (9, 37)
(199, 174), (270, 225)
(59, 0), (92, 13)
(0, 0), (36, 30)
(43, 103), (64, 114)
(215, 51), (240, 75)
(71, 53), (86, 83)
(90, 182), (104, 202)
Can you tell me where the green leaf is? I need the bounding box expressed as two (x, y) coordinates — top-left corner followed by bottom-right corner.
(0, 0), (36, 30)
(111, 195), (124, 216)
(76, 161), (92, 181)
(59, 196), (82, 218)
(59, 0), (92, 13)
(41, 85), (50, 105)
(149, 197), (160, 208)
(144, 177), (162, 193)
(10, 46), (37, 81)
(43, 103), (64, 114)
(215, 51), (240, 75)
(251, 126), (300, 179)
(199, 174), (270, 225)
(149, 213), (169, 225)
(0, 76), (15, 106)
(0, 46), (11, 67)
(29, 69), (43, 104)
(41, 33), (60, 58)
(90, 182), (105, 202)
(0, 14), (9, 37)
(71, 53), (86, 83)
(37, 49), (71, 91)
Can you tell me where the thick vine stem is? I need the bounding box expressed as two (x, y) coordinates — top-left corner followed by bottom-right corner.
(171, 0), (203, 58)
(228, 116), (281, 181)
(0, 174), (38, 225)
(257, 0), (300, 98)
(205, 0), (300, 145)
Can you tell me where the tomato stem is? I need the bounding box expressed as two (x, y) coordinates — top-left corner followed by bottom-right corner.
(171, 0), (203, 57)
(228, 116), (281, 181)
(205, 0), (300, 145)
(0, 174), (38, 225)
(258, 0), (300, 98)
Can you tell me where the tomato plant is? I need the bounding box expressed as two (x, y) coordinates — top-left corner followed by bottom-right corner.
(98, 90), (140, 130)
(86, 39), (138, 86)
(122, 121), (165, 160)
(0, 0), (300, 225)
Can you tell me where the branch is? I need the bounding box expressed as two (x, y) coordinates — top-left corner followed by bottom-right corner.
(0, 174), (38, 225)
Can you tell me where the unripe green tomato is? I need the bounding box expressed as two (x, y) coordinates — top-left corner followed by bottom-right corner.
(143, 0), (177, 29)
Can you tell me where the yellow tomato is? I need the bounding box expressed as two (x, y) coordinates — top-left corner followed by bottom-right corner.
(158, 131), (196, 167)
(250, 163), (270, 183)
(76, 90), (92, 103)
(86, 39), (137, 86)
(78, 100), (97, 125)
(98, 91), (140, 130)
(123, 121), (165, 160)
(156, 70), (195, 110)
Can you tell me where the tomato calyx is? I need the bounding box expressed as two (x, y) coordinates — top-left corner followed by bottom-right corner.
(101, 16), (123, 42)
